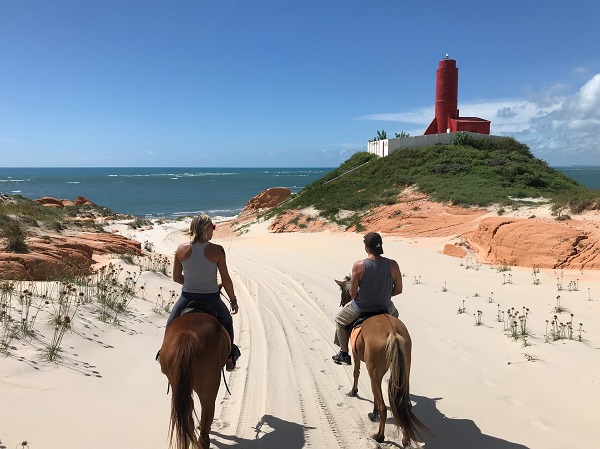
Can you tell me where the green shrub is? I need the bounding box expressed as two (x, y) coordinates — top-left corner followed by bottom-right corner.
(128, 217), (152, 229)
(119, 252), (136, 264)
(5, 221), (27, 252)
(47, 220), (64, 231)
(552, 188), (600, 214)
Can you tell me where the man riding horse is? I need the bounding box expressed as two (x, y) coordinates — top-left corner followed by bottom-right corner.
(332, 232), (403, 365)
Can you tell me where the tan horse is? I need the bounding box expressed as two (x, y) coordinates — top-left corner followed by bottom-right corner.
(336, 277), (430, 446)
(159, 313), (230, 449)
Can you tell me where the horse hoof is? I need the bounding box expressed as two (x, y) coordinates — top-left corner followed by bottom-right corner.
(372, 433), (384, 443)
(347, 389), (358, 397)
(368, 412), (379, 422)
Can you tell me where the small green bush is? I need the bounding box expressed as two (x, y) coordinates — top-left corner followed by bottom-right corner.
(128, 217), (152, 229)
(47, 220), (64, 231)
(5, 222), (27, 252)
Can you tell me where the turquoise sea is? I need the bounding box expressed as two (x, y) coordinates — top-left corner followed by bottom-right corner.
(1, 166), (598, 219)
(554, 167), (600, 190)
(0, 167), (333, 219)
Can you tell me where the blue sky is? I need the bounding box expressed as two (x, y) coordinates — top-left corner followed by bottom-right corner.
(1, 1), (599, 168)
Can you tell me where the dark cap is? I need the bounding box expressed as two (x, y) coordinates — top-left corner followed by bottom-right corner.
(363, 232), (383, 255)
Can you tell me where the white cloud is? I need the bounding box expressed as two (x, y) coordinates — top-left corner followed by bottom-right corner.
(517, 74), (600, 165)
(358, 72), (600, 166)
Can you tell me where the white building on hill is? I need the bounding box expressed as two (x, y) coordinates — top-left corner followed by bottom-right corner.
(368, 132), (503, 158)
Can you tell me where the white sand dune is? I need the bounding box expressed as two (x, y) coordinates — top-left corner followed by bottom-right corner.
(2, 220), (599, 449)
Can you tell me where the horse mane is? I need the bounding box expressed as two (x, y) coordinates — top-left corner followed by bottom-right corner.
(338, 275), (352, 307)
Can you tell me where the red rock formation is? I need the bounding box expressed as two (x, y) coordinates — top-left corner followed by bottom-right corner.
(69, 233), (142, 255)
(465, 217), (600, 269)
(75, 196), (95, 206)
(248, 186), (600, 270)
(35, 197), (65, 208)
(35, 196), (95, 208)
(0, 233), (141, 281)
(442, 244), (467, 258)
(241, 188), (291, 214)
(361, 191), (487, 237)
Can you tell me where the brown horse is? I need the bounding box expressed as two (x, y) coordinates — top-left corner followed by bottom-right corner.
(159, 312), (230, 449)
(335, 277), (430, 446)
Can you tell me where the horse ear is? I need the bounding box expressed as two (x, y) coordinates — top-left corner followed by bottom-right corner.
(335, 279), (344, 287)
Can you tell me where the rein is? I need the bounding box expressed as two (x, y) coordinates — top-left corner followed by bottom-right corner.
(222, 368), (232, 395)
(220, 290), (235, 307)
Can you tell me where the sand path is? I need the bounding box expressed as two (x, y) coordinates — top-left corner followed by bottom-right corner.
(2, 221), (599, 448)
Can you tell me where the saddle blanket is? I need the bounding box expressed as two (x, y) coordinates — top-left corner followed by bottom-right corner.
(350, 326), (362, 353)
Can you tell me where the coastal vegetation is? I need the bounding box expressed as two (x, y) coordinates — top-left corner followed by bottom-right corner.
(0, 260), (175, 361)
(0, 194), (123, 253)
(273, 136), (600, 224)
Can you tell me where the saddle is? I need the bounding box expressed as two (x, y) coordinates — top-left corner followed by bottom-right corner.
(348, 309), (389, 333)
(157, 300), (240, 366)
(180, 300), (219, 319)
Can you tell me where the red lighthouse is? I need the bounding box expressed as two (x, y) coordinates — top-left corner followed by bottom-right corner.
(424, 56), (490, 135)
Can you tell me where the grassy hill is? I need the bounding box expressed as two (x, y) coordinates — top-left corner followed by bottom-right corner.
(273, 135), (599, 225)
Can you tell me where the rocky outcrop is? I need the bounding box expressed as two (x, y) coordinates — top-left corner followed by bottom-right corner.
(68, 233), (141, 255)
(245, 186), (600, 269)
(75, 196), (94, 206)
(241, 188), (291, 214)
(465, 217), (600, 269)
(34, 196), (96, 208)
(442, 243), (467, 258)
(0, 233), (141, 281)
(361, 190), (488, 237)
(35, 197), (65, 208)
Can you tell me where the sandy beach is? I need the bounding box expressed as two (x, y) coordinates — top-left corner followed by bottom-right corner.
(1, 216), (599, 449)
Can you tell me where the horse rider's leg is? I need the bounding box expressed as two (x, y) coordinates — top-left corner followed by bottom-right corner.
(212, 294), (235, 344)
(334, 304), (360, 352)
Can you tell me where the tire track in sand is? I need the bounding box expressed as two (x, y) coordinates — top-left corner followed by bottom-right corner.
(221, 254), (375, 448)
(210, 263), (269, 441)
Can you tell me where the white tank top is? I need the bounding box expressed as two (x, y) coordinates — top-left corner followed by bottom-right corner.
(181, 242), (219, 294)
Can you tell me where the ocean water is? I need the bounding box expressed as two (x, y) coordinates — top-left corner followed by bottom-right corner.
(1, 166), (597, 219)
(555, 167), (600, 190)
(0, 167), (333, 219)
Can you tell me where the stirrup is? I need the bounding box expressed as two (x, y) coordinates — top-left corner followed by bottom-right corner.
(226, 345), (241, 371)
(332, 351), (351, 365)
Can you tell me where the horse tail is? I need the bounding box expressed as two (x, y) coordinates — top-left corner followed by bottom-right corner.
(386, 332), (430, 444)
(169, 331), (198, 449)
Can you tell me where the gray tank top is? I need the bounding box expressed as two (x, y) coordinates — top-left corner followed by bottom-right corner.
(181, 242), (219, 294)
(353, 257), (393, 313)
